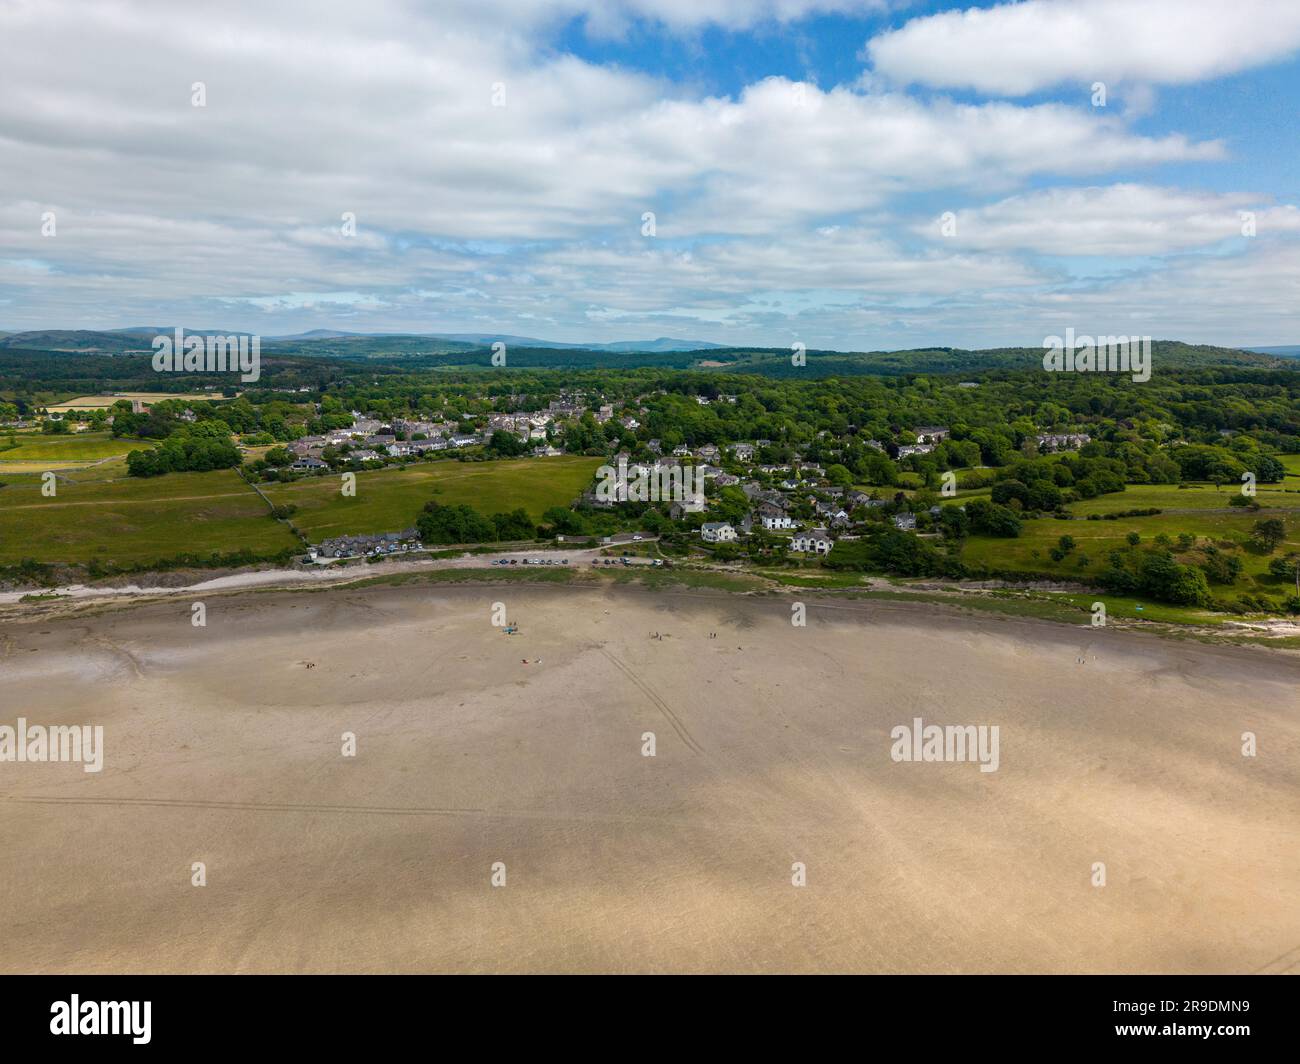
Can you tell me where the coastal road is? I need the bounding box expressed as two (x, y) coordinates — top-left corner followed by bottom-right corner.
(0, 541), (665, 607)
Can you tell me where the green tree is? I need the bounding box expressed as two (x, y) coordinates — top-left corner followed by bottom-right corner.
(1267, 553), (1300, 595)
(966, 499), (1022, 537)
(491, 508), (536, 541)
(1252, 518), (1287, 553)
(488, 430), (528, 457)
(416, 502), (497, 544)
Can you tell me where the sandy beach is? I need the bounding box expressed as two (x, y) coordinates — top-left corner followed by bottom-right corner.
(1, 583), (1296, 973)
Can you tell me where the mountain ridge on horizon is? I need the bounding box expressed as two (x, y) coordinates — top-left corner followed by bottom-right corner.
(0, 323), (1294, 356)
(0, 327), (730, 354)
(0, 329), (1295, 371)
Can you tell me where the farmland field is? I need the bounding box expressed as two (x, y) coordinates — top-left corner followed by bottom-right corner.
(0, 461), (89, 474)
(44, 392), (232, 411)
(0, 431), (138, 463)
(0, 469), (297, 565)
(962, 507), (1300, 588)
(1067, 481), (1300, 514)
(261, 456), (602, 540)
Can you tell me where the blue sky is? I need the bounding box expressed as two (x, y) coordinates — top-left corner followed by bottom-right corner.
(2, 0), (1298, 349)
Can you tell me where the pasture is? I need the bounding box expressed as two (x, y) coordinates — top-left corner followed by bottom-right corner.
(261, 456), (602, 540)
(0, 431), (138, 463)
(0, 469), (296, 566)
(962, 506), (1299, 590)
(44, 392), (231, 411)
(1068, 481), (1300, 514)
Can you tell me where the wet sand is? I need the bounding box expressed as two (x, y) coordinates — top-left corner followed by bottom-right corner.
(1, 584), (1297, 973)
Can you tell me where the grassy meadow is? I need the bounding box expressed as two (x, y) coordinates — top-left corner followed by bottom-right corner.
(961, 481), (1300, 594)
(0, 469), (297, 566)
(1067, 481), (1300, 514)
(261, 456), (601, 540)
(43, 392), (231, 411)
(0, 456), (600, 568)
(0, 431), (138, 463)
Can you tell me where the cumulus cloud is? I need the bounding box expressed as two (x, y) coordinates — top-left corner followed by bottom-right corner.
(0, 0), (1295, 348)
(917, 185), (1300, 256)
(867, 0), (1300, 95)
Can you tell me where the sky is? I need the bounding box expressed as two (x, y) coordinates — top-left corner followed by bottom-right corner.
(1, 0), (1298, 350)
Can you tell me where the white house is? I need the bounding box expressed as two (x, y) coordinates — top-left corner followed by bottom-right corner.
(791, 528), (834, 554)
(761, 513), (796, 530)
(701, 522), (738, 543)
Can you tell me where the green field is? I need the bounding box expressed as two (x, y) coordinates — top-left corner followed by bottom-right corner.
(0, 457), (600, 569)
(962, 506), (1300, 590)
(0, 456), (134, 483)
(261, 456), (602, 540)
(0, 469), (298, 566)
(44, 392), (231, 411)
(1068, 481), (1300, 514)
(0, 431), (138, 463)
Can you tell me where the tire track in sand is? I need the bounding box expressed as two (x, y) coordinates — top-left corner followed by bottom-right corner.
(597, 646), (704, 755)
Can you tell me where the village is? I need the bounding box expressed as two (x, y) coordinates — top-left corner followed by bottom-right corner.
(268, 399), (1092, 559)
(7, 384), (1099, 564)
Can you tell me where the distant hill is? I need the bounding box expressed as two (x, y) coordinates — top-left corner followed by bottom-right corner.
(0, 329), (1286, 377)
(601, 337), (729, 353)
(0, 327), (269, 352)
(385, 333), (727, 352)
(327, 339), (1285, 376)
(267, 329), (372, 341)
(0, 327), (727, 354)
(1243, 345), (1300, 359)
(115, 327), (263, 341)
(0, 329), (154, 353)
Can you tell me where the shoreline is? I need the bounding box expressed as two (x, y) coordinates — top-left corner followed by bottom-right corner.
(5, 552), (1300, 650)
(2, 580), (1296, 973)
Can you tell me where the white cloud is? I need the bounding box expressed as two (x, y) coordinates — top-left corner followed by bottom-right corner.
(867, 0), (1300, 95)
(918, 185), (1300, 256)
(651, 83), (1220, 236)
(0, 0), (1293, 349)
